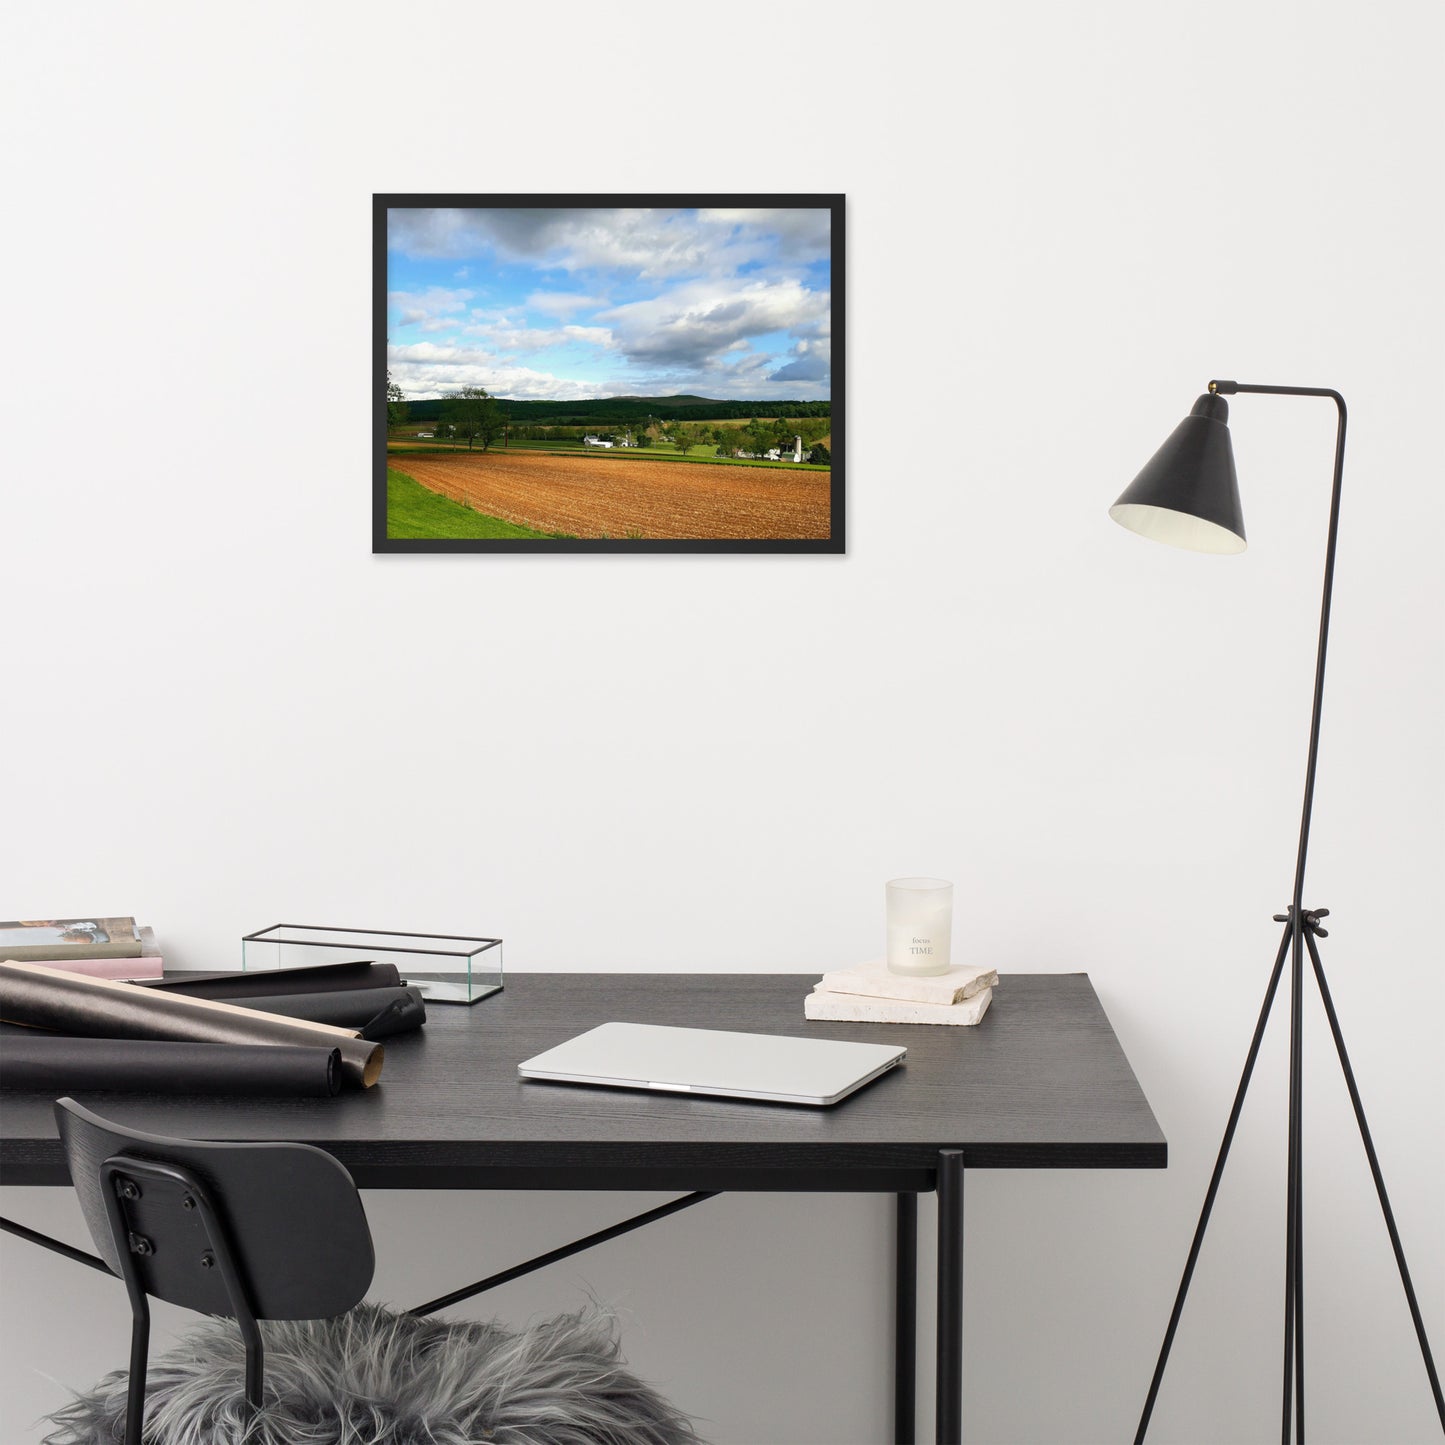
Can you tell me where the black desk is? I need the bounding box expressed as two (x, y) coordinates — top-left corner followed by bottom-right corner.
(0, 973), (1165, 1443)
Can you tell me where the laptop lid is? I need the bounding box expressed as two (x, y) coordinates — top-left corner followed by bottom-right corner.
(517, 1022), (906, 1107)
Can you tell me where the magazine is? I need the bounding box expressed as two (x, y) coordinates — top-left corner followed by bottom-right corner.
(0, 918), (142, 960)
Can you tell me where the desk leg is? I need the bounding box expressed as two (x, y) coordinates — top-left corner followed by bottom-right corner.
(895, 1192), (917, 1444)
(937, 1150), (965, 1445)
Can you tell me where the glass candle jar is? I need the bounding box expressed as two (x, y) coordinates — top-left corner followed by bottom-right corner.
(886, 877), (954, 976)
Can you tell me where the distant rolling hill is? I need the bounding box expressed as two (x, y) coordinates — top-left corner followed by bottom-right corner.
(398, 394), (830, 425)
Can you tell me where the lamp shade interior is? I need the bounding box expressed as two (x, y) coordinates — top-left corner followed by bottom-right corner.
(1108, 502), (1248, 555)
(1111, 393), (1246, 554)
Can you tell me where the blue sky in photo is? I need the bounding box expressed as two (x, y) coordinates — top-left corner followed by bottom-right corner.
(386, 207), (831, 402)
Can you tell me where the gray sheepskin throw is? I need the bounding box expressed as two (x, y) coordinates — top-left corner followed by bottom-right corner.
(42, 1302), (702, 1445)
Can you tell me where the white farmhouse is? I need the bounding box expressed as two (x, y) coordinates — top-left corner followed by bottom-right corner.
(583, 435), (614, 448)
(763, 436), (805, 462)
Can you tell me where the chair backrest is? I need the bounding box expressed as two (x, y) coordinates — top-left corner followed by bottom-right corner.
(55, 1098), (374, 1321)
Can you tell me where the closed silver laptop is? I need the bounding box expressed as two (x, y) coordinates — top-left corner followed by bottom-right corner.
(518, 1022), (906, 1107)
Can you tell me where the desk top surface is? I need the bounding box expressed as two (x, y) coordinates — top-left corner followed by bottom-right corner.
(0, 973), (1165, 1190)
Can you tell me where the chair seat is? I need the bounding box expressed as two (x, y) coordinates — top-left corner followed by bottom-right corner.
(43, 1302), (700, 1445)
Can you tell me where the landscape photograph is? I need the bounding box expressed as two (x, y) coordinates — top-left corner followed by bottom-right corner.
(373, 196), (843, 552)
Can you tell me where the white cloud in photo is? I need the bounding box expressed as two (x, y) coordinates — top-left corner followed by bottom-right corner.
(460, 319), (616, 355)
(490, 209), (709, 277)
(387, 286), (473, 327)
(767, 336), (831, 384)
(389, 207), (828, 280)
(389, 341), (500, 366)
(599, 277), (830, 370)
(526, 291), (607, 317)
(698, 207), (831, 262)
(390, 208), (691, 273)
(387, 341), (616, 401)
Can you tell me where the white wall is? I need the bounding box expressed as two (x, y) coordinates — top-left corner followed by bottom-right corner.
(2, 2), (1441, 1440)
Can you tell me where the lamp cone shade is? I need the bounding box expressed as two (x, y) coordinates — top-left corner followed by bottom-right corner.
(1110, 393), (1247, 554)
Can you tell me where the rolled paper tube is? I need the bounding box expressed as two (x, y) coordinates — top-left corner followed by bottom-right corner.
(227, 986), (425, 1037)
(0, 1036), (342, 1097)
(359, 999), (413, 1042)
(139, 960), (403, 998)
(0, 961), (384, 1089)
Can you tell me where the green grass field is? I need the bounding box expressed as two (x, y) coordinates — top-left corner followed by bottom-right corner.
(388, 442), (829, 472)
(385, 467), (573, 539)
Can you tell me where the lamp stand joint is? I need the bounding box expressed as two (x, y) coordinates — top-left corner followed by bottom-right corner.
(1272, 905), (1331, 939)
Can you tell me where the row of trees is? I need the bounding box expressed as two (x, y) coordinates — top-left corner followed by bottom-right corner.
(386, 370), (408, 430)
(666, 416), (830, 462)
(397, 395), (831, 426)
(391, 385), (505, 451)
(510, 424), (653, 446)
(435, 387), (505, 451)
(386, 382), (831, 464)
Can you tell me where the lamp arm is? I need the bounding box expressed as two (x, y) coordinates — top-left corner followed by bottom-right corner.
(1209, 380), (1349, 912)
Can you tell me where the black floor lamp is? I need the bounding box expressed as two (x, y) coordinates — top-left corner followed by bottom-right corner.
(1109, 381), (1445, 1444)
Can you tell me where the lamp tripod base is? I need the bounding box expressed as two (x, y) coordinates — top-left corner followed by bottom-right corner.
(1136, 907), (1445, 1443)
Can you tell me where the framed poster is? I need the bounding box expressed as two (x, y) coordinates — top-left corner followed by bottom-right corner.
(374, 195), (843, 554)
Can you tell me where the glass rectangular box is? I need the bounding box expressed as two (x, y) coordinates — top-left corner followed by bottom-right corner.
(241, 925), (502, 1004)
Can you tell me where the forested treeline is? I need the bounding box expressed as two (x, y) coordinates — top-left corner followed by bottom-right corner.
(401, 395), (831, 425)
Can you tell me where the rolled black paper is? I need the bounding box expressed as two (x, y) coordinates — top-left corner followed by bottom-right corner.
(227, 986), (425, 1037)
(0, 1035), (341, 1097)
(360, 1000), (412, 1042)
(0, 962), (384, 1089)
(140, 960), (403, 998)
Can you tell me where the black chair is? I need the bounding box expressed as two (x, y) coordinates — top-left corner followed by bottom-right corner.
(55, 1097), (375, 1445)
(51, 1098), (700, 1445)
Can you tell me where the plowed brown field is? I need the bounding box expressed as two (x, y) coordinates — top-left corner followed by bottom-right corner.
(393, 451), (831, 540)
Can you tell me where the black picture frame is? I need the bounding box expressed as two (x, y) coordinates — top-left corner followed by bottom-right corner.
(373, 194), (844, 554)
